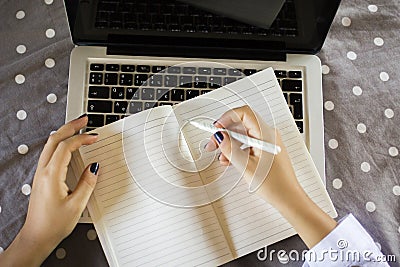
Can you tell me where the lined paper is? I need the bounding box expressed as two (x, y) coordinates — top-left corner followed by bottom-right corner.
(78, 67), (336, 266)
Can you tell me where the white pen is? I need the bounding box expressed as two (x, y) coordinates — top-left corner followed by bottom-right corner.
(188, 120), (281, 155)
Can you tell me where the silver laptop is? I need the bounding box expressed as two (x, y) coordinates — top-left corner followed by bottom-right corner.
(64, 0), (341, 222)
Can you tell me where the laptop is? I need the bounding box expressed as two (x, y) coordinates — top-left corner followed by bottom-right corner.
(64, 0), (341, 222)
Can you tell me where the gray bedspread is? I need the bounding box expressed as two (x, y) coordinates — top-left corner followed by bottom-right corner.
(0, 0), (399, 266)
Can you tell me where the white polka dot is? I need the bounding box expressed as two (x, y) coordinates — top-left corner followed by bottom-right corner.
(50, 130), (57, 135)
(368, 5), (378, 12)
(56, 248), (66, 259)
(347, 51), (357, 60)
(392, 185), (400, 196)
(15, 74), (25, 84)
(361, 162), (370, 172)
(389, 147), (398, 157)
(398, 226), (400, 234)
(0, 247), (3, 254)
(321, 64), (330, 75)
(87, 229), (97, 240)
(366, 201), (376, 212)
(45, 58), (56, 68)
(352, 86), (362, 96)
(380, 72), (389, 81)
(47, 93), (57, 104)
(332, 178), (343, 189)
(16, 44), (26, 54)
(16, 10), (25, 19)
(21, 184), (31, 196)
(375, 242), (381, 250)
(17, 110), (27, 120)
(374, 37), (384, 46)
(341, 17), (351, 27)
(324, 101), (334, 111)
(44, 0), (54, 5)
(328, 139), (338, 149)
(18, 144), (29, 155)
(384, 108), (394, 118)
(46, 28), (56, 39)
(357, 123), (367, 133)
(0, 205), (2, 213)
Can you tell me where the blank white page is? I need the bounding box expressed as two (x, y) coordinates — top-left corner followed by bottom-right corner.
(173, 67), (337, 258)
(79, 106), (233, 267)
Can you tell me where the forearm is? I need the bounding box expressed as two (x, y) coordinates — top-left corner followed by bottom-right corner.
(0, 227), (54, 267)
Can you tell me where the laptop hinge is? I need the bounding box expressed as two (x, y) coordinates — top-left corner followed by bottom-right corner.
(106, 34), (286, 61)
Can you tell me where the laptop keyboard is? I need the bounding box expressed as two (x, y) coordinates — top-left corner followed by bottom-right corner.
(95, 0), (298, 37)
(86, 64), (304, 133)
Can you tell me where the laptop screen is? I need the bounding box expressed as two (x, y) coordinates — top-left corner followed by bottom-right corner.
(65, 0), (341, 58)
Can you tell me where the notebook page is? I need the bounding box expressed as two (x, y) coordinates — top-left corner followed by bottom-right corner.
(172, 67), (337, 258)
(79, 106), (233, 266)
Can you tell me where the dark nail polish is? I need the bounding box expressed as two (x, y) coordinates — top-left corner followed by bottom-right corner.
(88, 133), (98, 136)
(90, 162), (99, 175)
(76, 113), (87, 120)
(214, 132), (224, 144)
(213, 120), (218, 125)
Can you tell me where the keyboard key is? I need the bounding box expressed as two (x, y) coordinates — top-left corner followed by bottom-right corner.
(244, 69), (257, 76)
(183, 67), (196, 74)
(85, 127), (96, 132)
(194, 76), (207, 88)
(209, 77), (222, 88)
(179, 76), (192, 88)
(223, 77), (236, 85)
(89, 73), (103, 84)
(119, 73), (133, 86)
(111, 87), (124, 99)
(87, 114), (104, 127)
(152, 66), (165, 73)
(149, 75), (163, 87)
(283, 93), (288, 103)
(165, 75), (178, 87)
(156, 89), (170, 101)
(114, 101), (128, 113)
(134, 74), (148, 86)
(159, 102), (173, 106)
(186, 89), (199, 100)
(129, 101), (143, 114)
(87, 100), (112, 113)
(171, 89), (185, 101)
(274, 70), (287, 78)
(106, 64), (119, 71)
(88, 86), (109, 99)
(290, 93), (303, 119)
(282, 80), (302, 92)
(228, 69), (242, 76)
(213, 68), (226, 75)
(104, 73), (118, 85)
(144, 102), (156, 110)
(90, 64), (104, 71)
(198, 67), (211, 75)
(137, 65), (151, 72)
(201, 90), (212, 95)
(126, 87), (140, 100)
(106, 115), (120, 125)
(141, 88), (155, 100)
(121, 65), (135, 72)
(288, 71), (302, 78)
(295, 121), (303, 133)
(167, 66), (181, 74)
(289, 93), (302, 105)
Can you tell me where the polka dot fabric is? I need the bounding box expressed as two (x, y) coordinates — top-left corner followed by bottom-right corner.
(0, 0), (398, 266)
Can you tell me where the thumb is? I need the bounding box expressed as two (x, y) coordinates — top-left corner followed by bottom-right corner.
(216, 132), (249, 171)
(71, 162), (99, 210)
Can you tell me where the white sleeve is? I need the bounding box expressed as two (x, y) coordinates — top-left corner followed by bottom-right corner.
(302, 214), (390, 267)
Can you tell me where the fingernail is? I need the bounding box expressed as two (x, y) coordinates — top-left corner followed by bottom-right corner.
(88, 133), (98, 136)
(213, 120), (218, 125)
(203, 143), (208, 150)
(90, 162), (99, 175)
(75, 113), (87, 120)
(214, 132), (224, 144)
(218, 153), (222, 160)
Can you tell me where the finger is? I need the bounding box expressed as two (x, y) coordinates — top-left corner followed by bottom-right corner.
(48, 134), (98, 174)
(38, 115), (88, 167)
(204, 137), (218, 152)
(215, 131), (249, 169)
(69, 163), (99, 213)
(218, 153), (231, 166)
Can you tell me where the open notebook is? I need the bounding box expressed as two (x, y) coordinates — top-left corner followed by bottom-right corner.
(73, 68), (337, 266)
